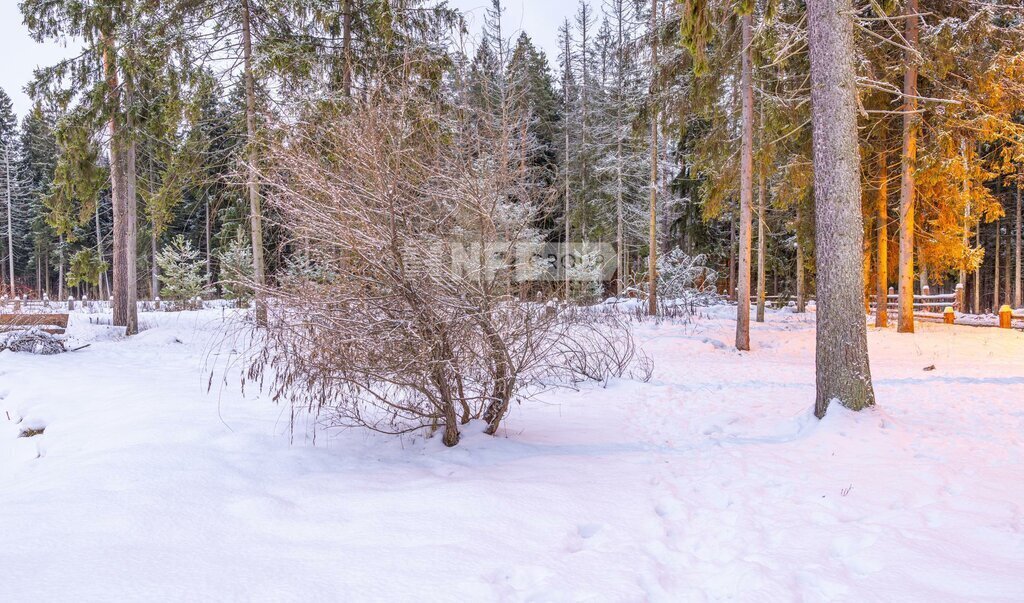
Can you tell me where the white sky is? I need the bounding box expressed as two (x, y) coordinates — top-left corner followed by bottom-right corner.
(0, 1), (79, 117)
(0, 0), (574, 119)
(451, 0), (573, 63)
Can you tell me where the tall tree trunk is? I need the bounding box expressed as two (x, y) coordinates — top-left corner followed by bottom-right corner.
(728, 219), (736, 300)
(796, 204), (805, 313)
(863, 220), (873, 313)
(579, 12), (590, 240)
(615, 2), (625, 297)
(5, 143), (14, 294)
(897, 0), (919, 333)
(340, 0), (353, 96)
(205, 196), (212, 286)
(104, 33), (138, 335)
(242, 0), (267, 324)
(1004, 223), (1011, 304)
(756, 163), (766, 323)
(974, 227), (981, 313)
(875, 148), (888, 327)
(95, 201), (106, 300)
(960, 141), (971, 303)
(58, 235), (64, 301)
(563, 21), (572, 300)
(647, 0), (659, 316)
(151, 228), (159, 299)
(1016, 176), (1021, 308)
(994, 220), (1001, 309)
(735, 13), (754, 349)
(806, 0), (876, 416)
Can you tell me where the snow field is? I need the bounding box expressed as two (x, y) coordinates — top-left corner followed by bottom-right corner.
(1, 307), (1023, 601)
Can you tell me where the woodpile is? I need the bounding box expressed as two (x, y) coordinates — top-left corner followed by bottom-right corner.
(0, 328), (68, 355)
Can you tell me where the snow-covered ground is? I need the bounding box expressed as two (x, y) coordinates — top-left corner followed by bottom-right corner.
(2, 307), (1023, 601)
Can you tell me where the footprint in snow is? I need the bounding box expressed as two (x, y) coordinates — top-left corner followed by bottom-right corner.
(566, 523), (603, 553)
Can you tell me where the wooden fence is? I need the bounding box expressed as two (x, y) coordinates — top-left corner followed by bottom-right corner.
(0, 297), (234, 315)
(868, 292), (958, 312)
(867, 286), (1024, 329)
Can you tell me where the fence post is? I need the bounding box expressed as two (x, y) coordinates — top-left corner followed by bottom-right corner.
(999, 305), (1012, 329)
(955, 282), (964, 312)
(68, 296), (75, 311)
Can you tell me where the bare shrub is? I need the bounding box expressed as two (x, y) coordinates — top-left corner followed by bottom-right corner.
(242, 91), (649, 446)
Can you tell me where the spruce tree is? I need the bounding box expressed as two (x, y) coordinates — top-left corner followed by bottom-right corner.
(17, 106), (59, 296)
(156, 234), (208, 304)
(23, 1), (178, 333)
(1, 88), (18, 294)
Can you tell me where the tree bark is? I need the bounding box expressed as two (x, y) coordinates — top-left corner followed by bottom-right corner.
(728, 219), (736, 300)
(756, 162), (766, 323)
(796, 204), (805, 313)
(104, 33), (138, 334)
(58, 235), (64, 301)
(151, 228), (159, 298)
(960, 141), (971, 304)
(205, 196), (213, 286)
(1016, 176), (1021, 308)
(647, 0), (659, 316)
(340, 0), (353, 97)
(863, 219), (872, 313)
(1004, 221), (1011, 305)
(242, 0), (267, 324)
(806, 0), (876, 417)
(5, 143), (14, 294)
(994, 220), (1001, 309)
(875, 148), (888, 327)
(974, 227), (981, 312)
(735, 13), (754, 348)
(918, 259), (927, 296)
(563, 21), (572, 300)
(614, 1), (625, 297)
(94, 201), (106, 300)
(897, 0), (919, 333)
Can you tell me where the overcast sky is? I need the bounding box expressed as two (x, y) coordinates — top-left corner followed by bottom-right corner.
(0, 2), (77, 118)
(0, 1), (573, 119)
